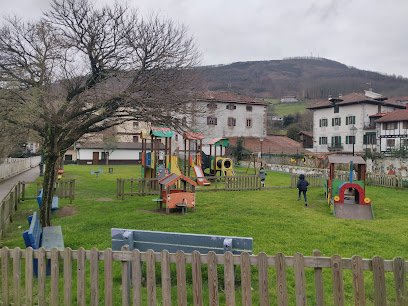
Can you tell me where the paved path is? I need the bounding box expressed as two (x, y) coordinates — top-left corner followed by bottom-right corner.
(0, 166), (40, 202)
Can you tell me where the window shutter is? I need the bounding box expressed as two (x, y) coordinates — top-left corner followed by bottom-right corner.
(346, 136), (348, 144)
(346, 117), (349, 125)
(353, 116), (356, 124)
(339, 118), (341, 126)
(332, 118), (334, 126)
(339, 136), (341, 145)
(319, 137), (321, 145)
(319, 119), (321, 127)
(354, 136), (356, 144)
(363, 135), (366, 144)
(331, 137), (334, 145)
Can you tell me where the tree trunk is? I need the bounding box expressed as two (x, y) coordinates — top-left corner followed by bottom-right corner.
(40, 155), (59, 227)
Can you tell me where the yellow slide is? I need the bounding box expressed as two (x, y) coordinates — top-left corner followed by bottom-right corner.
(170, 156), (182, 176)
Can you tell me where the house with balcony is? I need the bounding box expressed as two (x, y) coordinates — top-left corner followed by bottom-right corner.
(308, 91), (406, 154)
(375, 107), (408, 154)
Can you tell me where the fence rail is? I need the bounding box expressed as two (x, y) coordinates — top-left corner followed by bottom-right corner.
(1, 247), (407, 305)
(117, 175), (261, 198)
(0, 180), (75, 238)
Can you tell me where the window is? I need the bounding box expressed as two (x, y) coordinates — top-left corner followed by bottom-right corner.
(138, 152), (142, 160)
(334, 105), (339, 113)
(346, 136), (355, 144)
(363, 133), (376, 145)
(207, 117), (217, 125)
(345, 116), (355, 125)
(133, 136), (139, 143)
(133, 121), (139, 129)
(403, 121), (408, 129)
(207, 103), (217, 109)
(246, 119), (252, 127)
(227, 117), (236, 127)
(319, 119), (328, 127)
(101, 152), (107, 160)
(319, 137), (327, 145)
(246, 105), (252, 112)
(226, 104), (236, 110)
(332, 117), (341, 126)
(331, 136), (341, 147)
(383, 122), (396, 130)
(387, 139), (395, 147)
(64, 154), (73, 161)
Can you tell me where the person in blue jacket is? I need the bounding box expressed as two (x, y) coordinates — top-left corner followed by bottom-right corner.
(297, 174), (309, 206)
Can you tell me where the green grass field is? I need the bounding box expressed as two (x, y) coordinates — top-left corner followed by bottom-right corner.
(2, 164), (408, 304)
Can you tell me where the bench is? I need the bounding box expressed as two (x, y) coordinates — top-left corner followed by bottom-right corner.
(37, 189), (59, 210)
(22, 212), (64, 277)
(111, 228), (253, 255)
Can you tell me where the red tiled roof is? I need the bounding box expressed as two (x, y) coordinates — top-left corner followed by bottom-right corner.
(375, 108), (408, 122)
(228, 136), (312, 155)
(308, 92), (405, 110)
(369, 113), (387, 118)
(388, 96), (408, 103)
(299, 131), (313, 137)
(196, 91), (267, 105)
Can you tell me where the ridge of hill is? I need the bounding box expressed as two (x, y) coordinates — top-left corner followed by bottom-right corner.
(201, 57), (408, 99)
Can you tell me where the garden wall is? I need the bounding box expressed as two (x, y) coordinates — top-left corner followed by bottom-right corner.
(0, 157), (41, 181)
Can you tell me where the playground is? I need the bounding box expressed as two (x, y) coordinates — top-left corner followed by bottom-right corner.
(2, 164), (408, 304)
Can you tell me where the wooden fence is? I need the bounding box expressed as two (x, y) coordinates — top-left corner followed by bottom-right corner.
(1, 247), (407, 305)
(0, 180), (75, 238)
(366, 173), (404, 189)
(117, 175), (261, 198)
(290, 174), (323, 188)
(19, 179), (76, 203)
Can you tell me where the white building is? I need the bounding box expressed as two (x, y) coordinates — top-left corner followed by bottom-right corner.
(188, 91), (267, 149)
(308, 91), (406, 154)
(375, 107), (408, 154)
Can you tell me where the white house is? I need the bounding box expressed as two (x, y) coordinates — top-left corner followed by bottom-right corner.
(308, 91), (406, 154)
(280, 96), (298, 103)
(187, 91), (267, 151)
(375, 107), (408, 154)
(76, 142), (165, 165)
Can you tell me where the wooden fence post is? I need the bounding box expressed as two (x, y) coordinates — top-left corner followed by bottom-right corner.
(372, 256), (387, 305)
(64, 247), (73, 306)
(294, 252), (307, 305)
(90, 248), (99, 306)
(121, 245), (131, 306)
(331, 254), (344, 306)
(192, 251), (203, 306)
(241, 252), (252, 306)
(176, 251), (187, 306)
(207, 251), (219, 306)
(351, 255), (365, 305)
(393, 257), (407, 305)
(314, 249), (324, 306)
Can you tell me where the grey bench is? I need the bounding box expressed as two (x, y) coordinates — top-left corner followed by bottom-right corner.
(111, 228), (253, 254)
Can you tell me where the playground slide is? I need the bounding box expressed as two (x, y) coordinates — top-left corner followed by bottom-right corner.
(193, 165), (211, 186)
(334, 203), (374, 220)
(170, 156), (182, 176)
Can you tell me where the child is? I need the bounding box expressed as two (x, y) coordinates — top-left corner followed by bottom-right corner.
(297, 174), (309, 206)
(259, 166), (267, 187)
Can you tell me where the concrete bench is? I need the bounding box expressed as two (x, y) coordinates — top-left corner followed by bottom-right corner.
(22, 212), (64, 277)
(111, 228), (253, 255)
(37, 189), (59, 210)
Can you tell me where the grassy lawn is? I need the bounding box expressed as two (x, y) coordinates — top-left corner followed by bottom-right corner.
(2, 164), (408, 304)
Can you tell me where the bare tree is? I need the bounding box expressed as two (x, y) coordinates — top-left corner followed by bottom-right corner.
(0, 0), (200, 226)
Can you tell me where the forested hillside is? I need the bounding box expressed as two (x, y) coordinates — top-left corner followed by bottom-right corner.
(201, 57), (408, 99)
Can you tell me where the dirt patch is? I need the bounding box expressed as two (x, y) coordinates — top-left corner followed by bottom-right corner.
(55, 206), (77, 217)
(97, 198), (114, 201)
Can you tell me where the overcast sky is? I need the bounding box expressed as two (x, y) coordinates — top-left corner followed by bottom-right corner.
(1, 0), (408, 77)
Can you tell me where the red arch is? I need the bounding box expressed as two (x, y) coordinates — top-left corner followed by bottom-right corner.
(336, 183), (368, 205)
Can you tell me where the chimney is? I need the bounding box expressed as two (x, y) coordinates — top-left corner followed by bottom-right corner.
(339, 93), (343, 98)
(328, 95), (332, 101)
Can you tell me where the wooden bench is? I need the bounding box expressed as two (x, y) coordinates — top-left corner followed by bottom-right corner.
(111, 228), (253, 255)
(37, 189), (59, 210)
(22, 212), (64, 277)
